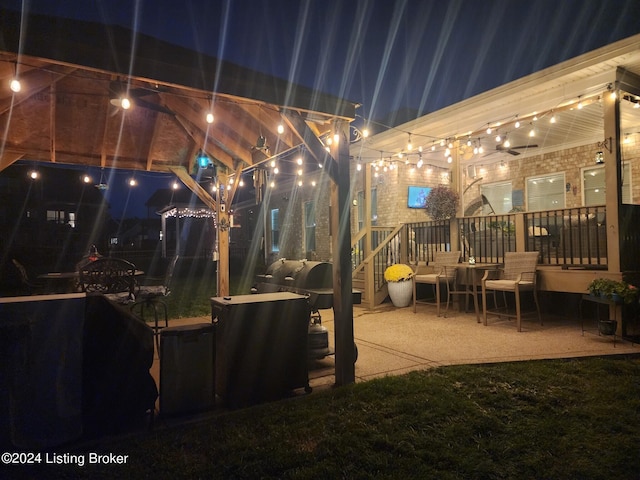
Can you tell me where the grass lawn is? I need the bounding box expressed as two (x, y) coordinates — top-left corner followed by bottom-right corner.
(18, 355), (640, 479)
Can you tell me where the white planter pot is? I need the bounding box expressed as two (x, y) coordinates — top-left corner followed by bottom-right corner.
(387, 280), (413, 307)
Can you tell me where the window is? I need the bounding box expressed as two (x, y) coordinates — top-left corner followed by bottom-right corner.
(583, 163), (631, 205)
(68, 212), (76, 228)
(46, 210), (66, 224)
(270, 208), (280, 252)
(527, 173), (565, 211)
(480, 182), (512, 214)
(304, 201), (316, 253)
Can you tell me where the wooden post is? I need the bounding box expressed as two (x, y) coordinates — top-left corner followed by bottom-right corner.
(217, 173), (230, 297)
(331, 120), (355, 385)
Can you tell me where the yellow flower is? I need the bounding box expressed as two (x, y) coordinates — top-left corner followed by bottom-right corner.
(384, 264), (414, 282)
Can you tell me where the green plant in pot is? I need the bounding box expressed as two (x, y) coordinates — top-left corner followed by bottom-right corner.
(587, 278), (638, 304)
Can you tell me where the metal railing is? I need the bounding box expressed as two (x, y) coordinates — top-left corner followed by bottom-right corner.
(459, 214), (516, 263)
(524, 206), (607, 268)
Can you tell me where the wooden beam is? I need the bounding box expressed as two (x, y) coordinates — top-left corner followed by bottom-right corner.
(168, 166), (217, 211)
(330, 119), (355, 386)
(162, 95), (253, 168)
(144, 113), (163, 171)
(217, 172), (230, 297)
(49, 82), (56, 163)
(0, 149), (24, 173)
(282, 110), (339, 182)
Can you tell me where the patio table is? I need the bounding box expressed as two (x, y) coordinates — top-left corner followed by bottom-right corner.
(444, 263), (501, 322)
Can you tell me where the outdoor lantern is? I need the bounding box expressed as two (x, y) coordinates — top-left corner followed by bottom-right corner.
(197, 150), (210, 168)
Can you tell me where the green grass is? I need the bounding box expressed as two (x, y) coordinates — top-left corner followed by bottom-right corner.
(20, 355), (640, 479)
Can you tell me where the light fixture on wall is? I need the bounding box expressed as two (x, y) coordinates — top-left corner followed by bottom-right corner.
(595, 151), (604, 164)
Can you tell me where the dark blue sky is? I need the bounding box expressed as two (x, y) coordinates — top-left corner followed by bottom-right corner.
(7, 0), (640, 217)
(9, 0), (640, 120)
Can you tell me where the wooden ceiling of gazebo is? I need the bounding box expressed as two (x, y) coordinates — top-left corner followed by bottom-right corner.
(0, 9), (358, 180)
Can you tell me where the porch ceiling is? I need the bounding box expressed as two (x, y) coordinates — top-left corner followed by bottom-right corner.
(0, 10), (357, 178)
(353, 33), (640, 168)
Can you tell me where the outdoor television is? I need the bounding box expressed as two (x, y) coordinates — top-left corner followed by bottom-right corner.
(407, 186), (431, 208)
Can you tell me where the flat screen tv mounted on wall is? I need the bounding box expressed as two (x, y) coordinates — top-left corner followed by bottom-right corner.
(407, 186), (431, 208)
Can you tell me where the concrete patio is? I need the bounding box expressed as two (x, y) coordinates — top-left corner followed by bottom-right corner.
(151, 301), (639, 400)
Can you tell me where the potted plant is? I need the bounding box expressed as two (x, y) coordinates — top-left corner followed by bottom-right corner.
(587, 278), (638, 304)
(384, 264), (415, 307)
(587, 278), (637, 335)
(424, 185), (459, 221)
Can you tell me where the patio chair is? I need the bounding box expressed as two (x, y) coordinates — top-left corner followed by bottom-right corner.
(481, 251), (541, 332)
(11, 259), (46, 295)
(78, 257), (137, 305)
(131, 255), (178, 353)
(412, 251), (461, 316)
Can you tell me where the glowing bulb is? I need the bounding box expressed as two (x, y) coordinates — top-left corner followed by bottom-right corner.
(495, 135), (501, 143)
(296, 157), (303, 165)
(356, 163), (362, 171)
(550, 114), (556, 124)
(29, 170), (39, 179)
(297, 169), (303, 176)
(515, 119), (520, 128)
(129, 178), (137, 186)
(82, 175), (91, 183)
(10, 78), (21, 93)
(206, 112), (214, 123)
(121, 97), (131, 110)
(277, 124), (284, 134)
(529, 128), (535, 137)
(447, 156), (452, 164)
(270, 160), (276, 168)
(274, 167), (279, 174)
(503, 139), (511, 148)
(486, 126), (492, 134)
(333, 133), (340, 144)
(172, 181), (179, 189)
(312, 180), (316, 187)
(362, 128), (369, 138)
(239, 179), (244, 187)
(298, 180), (303, 187)
(270, 181), (275, 188)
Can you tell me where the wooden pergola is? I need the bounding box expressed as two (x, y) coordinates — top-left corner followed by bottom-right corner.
(0, 9), (359, 384)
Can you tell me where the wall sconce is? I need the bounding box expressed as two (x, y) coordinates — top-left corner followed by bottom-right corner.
(597, 136), (613, 153)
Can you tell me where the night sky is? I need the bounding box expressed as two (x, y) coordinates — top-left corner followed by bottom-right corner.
(6, 0), (640, 217)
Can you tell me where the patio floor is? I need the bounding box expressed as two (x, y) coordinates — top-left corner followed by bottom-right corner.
(151, 301), (639, 400)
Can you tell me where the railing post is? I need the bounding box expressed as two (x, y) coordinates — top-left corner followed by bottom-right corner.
(514, 213), (526, 252)
(450, 218), (460, 256)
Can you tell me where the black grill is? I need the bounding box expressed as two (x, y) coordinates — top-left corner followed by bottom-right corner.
(255, 259), (360, 310)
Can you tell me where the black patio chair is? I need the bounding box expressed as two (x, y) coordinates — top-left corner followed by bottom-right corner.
(130, 255), (179, 353)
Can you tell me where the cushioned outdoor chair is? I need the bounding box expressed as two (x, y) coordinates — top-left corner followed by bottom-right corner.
(481, 251), (541, 332)
(412, 251), (461, 316)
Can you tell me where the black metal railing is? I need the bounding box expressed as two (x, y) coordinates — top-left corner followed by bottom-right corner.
(459, 214), (516, 263)
(405, 220), (451, 264)
(524, 206), (607, 268)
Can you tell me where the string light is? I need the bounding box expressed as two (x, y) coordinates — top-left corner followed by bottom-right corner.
(206, 112), (214, 124)
(10, 61), (20, 92)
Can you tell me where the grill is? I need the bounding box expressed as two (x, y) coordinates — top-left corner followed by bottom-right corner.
(254, 259), (361, 361)
(255, 259), (361, 310)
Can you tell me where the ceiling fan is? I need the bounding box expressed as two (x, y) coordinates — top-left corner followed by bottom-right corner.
(494, 142), (538, 156)
(108, 81), (174, 115)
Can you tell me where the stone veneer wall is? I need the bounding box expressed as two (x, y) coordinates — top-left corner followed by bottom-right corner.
(462, 141), (640, 214)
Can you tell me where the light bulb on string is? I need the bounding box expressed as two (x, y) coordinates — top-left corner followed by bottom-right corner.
(206, 112), (214, 124)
